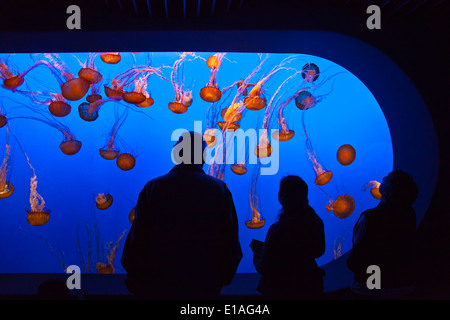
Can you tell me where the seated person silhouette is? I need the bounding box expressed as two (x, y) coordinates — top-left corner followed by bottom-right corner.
(347, 170), (419, 299)
(251, 175), (325, 299)
(121, 131), (242, 299)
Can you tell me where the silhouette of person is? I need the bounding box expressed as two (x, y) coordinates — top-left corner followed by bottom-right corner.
(121, 131), (242, 299)
(251, 175), (325, 299)
(347, 170), (419, 299)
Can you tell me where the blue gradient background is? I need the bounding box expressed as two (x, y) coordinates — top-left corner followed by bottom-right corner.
(0, 52), (392, 273)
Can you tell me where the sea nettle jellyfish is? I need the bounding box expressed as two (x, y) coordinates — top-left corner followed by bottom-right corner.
(0, 114), (6, 128)
(99, 108), (127, 160)
(295, 91), (317, 110)
(78, 53), (103, 84)
(0, 142), (14, 199)
(168, 52), (200, 114)
(245, 163), (265, 229)
(230, 164), (247, 175)
(86, 81), (103, 104)
(96, 193), (113, 210)
(129, 207), (135, 223)
(44, 53), (90, 101)
(100, 52), (121, 64)
(26, 173), (50, 226)
(0, 57), (50, 91)
(244, 55), (297, 111)
(8, 108), (82, 156)
(301, 110), (332, 186)
(363, 180), (382, 200)
(337, 144), (356, 166)
(200, 53), (225, 103)
(78, 102), (99, 122)
(96, 230), (126, 274)
(301, 62), (320, 83)
(116, 153), (136, 171)
(326, 195), (355, 219)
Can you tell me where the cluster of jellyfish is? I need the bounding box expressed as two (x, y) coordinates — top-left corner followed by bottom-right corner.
(0, 51), (384, 272)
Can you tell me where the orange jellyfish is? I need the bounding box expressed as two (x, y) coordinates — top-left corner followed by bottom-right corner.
(78, 53), (103, 84)
(86, 81), (103, 103)
(8, 110), (82, 156)
(100, 52), (121, 64)
(96, 230), (127, 274)
(245, 163), (265, 229)
(48, 94), (71, 117)
(301, 110), (332, 186)
(337, 144), (356, 166)
(363, 180), (382, 200)
(99, 108), (127, 160)
(244, 55), (296, 111)
(96, 193), (113, 210)
(129, 207), (135, 223)
(27, 173), (50, 226)
(0, 57), (49, 91)
(255, 130), (273, 158)
(203, 128), (217, 148)
(333, 195), (355, 219)
(0, 140), (14, 199)
(200, 53), (225, 103)
(169, 52), (200, 114)
(0, 114), (6, 128)
(326, 195), (355, 219)
(218, 102), (244, 132)
(230, 164), (247, 175)
(117, 153), (136, 171)
(43, 53), (90, 101)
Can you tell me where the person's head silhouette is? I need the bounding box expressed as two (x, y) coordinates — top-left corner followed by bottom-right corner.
(278, 175), (309, 212)
(173, 131), (207, 166)
(379, 170), (419, 206)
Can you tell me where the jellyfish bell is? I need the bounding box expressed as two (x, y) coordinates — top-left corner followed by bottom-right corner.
(100, 53), (121, 64)
(272, 129), (295, 142)
(301, 63), (320, 82)
(218, 121), (240, 131)
(61, 78), (90, 101)
(48, 101), (71, 117)
(254, 144), (273, 158)
(137, 97), (154, 108)
(230, 164), (247, 175)
(96, 262), (114, 274)
(26, 210), (50, 226)
(221, 108), (242, 122)
(244, 95), (267, 111)
(203, 129), (217, 148)
(3, 75), (24, 90)
(129, 207), (135, 223)
(206, 55), (220, 69)
(371, 187), (382, 200)
(59, 139), (82, 155)
(0, 115), (7, 128)
(245, 217), (266, 229)
(123, 92), (147, 104)
(337, 144), (356, 166)
(314, 170), (333, 186)
(78, 67), (103, 84)
(168, 102), (188, 114)
(99, 148), (119, 160)
(200, 85), (222, 103)
(78, 102), (99, 122)
(96, 193), (113, 210)
(86, 94), (102, 103)
(295, 91), (316, 110)
(0, 181), (14, 199)
(117, 153), (136, 171)
(333, 195), (355, 219)
(104, 85), (124, 100)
